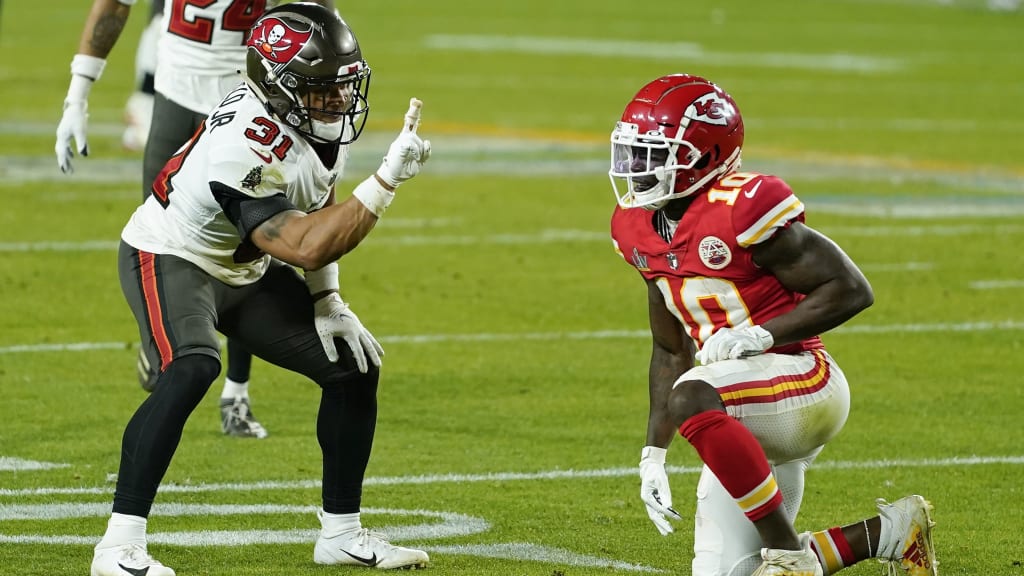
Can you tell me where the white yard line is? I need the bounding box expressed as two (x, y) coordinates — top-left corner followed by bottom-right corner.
(2, 222), (1023, 256)
(969, 279), (1024, 290)
(424, 35), (905, 73)
(2, 320), (1024, 356)
(0, 457), (69, 471)
(1, 455), (1020, 496)
(860, 262), (934, 271)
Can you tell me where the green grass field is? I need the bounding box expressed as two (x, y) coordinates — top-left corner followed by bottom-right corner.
(2, 0), (1023, 574)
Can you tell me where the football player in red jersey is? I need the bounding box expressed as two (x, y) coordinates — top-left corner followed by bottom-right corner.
(609, 74), (938, 576)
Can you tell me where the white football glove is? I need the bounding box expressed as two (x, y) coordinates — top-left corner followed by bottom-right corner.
(639, 446), (682, 536)
(696, 325), (774, 365)
(56, 57), (106, 174)
(313, 293), (384, 373)
(55, 93), (91, 174)
(375, 98), (432, 189)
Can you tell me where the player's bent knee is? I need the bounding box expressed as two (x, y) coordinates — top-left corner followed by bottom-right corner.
(172, 353), (221, 383)
(669, 379), (725, 422)
(152, 353), (221, 395)
(147, 354), (222, 411)
(317, 362), (380, 392)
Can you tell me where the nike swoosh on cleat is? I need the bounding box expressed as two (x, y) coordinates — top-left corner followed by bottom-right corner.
(744, 180), (762, 198)
(117, 563), (150, 576)
(342, 550), (379, 567)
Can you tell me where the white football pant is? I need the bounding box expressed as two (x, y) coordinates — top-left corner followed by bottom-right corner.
(674, 350), (851, 576)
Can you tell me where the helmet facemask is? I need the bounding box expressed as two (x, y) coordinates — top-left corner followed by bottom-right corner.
(609, 121), (708, 210)
(266, 64), (371, 144)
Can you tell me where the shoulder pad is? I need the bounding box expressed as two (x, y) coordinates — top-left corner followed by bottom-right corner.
(722, 173), (805, 247)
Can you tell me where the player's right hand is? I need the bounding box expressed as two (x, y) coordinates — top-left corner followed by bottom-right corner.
(56, 99), (90, 174)
(313, 293), (384, 373)
(376, 98), (432, 189)
(639, 446), (682, 536)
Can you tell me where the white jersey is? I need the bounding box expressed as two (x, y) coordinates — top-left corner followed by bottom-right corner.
(122, 83), (350, 286)
(155, 0), (268, 113)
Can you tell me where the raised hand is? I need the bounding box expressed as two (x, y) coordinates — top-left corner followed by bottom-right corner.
(376, 98), (432, 189)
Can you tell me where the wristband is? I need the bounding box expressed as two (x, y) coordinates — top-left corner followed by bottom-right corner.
(305, 262), (340, 294)
(70, 54), (106, 82)
(352, 175), (395, 217)
(640, 446), (667, 463)
(117, 0), (139, 5)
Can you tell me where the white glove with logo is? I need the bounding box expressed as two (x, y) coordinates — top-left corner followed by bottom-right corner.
(696, 325), (774, 365)
(639, 446), (682, 536)
(376, 98), (432, 189)
(313, 293), (384, 373)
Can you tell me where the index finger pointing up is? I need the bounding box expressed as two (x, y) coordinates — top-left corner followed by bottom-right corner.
(404, 98), (423, 133)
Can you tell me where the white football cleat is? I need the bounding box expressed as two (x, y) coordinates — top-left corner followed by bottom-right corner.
(91, 543), (175, 576)
(314, 527), (429, 570)
(876, 495), (938, 576)
(752, 533), (822, 576)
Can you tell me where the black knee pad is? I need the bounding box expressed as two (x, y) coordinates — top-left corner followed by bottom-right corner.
(150, 353), (221, 402)
(173, 353), (221, 383)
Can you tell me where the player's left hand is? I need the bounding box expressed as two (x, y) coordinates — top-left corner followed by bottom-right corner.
(376, 98), (431, 189)
(55, 99), (90, 173)
(313, 294), (384, 372)
(639, 446), (682, 536)
(696, 325), (774, 364)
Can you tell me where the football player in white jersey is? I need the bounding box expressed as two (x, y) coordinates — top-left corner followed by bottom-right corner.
(57, 0), (334, 439)
(120, 0), (160, 152)
(89, 5), (432, 575)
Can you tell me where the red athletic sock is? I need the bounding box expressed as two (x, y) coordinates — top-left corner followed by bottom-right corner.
(679, 410), (782, 521)
(810, 527), (857, 576)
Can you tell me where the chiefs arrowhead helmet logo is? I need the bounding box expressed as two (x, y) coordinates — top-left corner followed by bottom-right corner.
(685, 92), (736, 127)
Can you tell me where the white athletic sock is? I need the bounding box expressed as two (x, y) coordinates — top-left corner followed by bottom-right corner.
(320, 510), (361, 536)
(220, 378), (249, 400)
(96, 513), (147, 549)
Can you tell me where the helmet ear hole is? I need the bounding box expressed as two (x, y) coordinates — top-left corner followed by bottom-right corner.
(693, 152), (711, 170)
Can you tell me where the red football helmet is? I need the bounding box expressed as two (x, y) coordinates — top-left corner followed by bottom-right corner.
(609, 74), (744, 210)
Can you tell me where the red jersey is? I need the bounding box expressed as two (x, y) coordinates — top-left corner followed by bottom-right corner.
(611, 171), (824, 355)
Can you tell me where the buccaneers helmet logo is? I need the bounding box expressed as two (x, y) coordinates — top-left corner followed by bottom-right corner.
(248, 18), (312, 65)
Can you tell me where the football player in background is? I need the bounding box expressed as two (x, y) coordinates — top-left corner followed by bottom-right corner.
(56, 0), (335, 439)
(608, 74), (938, 576)
(120, 0), (160, 152)
(89, 5), (432, 575)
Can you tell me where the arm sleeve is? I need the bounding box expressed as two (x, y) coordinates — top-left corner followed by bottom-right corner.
(211, 182), (297, 241)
